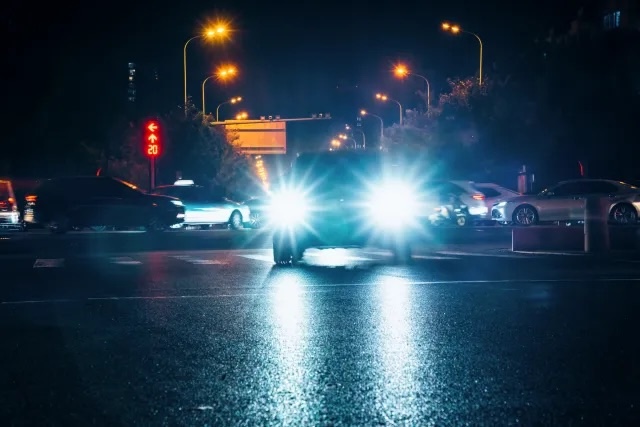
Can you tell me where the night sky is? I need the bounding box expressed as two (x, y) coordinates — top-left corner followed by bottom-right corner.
(4, 0), (592, 153)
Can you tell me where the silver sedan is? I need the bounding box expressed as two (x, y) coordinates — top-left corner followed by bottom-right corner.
(492, 179), (640, 225)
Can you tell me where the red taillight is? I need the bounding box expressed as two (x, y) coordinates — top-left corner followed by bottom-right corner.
(26, 195), (37, 203)
(472, 193), (485, 201)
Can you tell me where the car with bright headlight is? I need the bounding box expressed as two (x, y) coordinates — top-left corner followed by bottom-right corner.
(270, 151), (421, 265)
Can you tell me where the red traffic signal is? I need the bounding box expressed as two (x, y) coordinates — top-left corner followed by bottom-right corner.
(144, 120), (160, 158)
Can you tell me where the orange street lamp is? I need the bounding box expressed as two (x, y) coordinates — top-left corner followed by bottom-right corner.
(216, 65), (237, 81)
(331, 139), (341, 148)
(235, 111), (248, 120)
(394, 64), (431, 111)
(441, 21), (483, 86)
(360, 109), (384, 141)
(183, 23), (230, 115)
(215, 97), (242, 122)
(375, 93), (403, 126)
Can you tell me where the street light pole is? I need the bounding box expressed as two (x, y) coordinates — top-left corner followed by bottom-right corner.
(360, 110), (384, 142)
(467, 31), (484, 86)
(411, 73), (431, 111)
(441, 23), (484, 86)
(201, 75), (216, 115)
(183, 35), (200, 115)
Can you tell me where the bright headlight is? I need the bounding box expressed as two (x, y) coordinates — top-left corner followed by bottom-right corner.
(368, 181), (416, 226)
(270, 190), (309, 225)
(171, 200), (184, 207)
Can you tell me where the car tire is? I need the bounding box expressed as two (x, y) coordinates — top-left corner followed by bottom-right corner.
(146, 216), (166, 232)
(249, 211), (262, 229)
(609, 203), (638, 225)
(392, 241), (412, 264)
(512, 205), (538, 226)
(229, 210), (243, 230)
(273, 236), (302, 266)
(49, 215), (70, 234)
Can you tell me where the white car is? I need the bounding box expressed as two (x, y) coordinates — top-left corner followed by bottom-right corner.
(429, 181), (518, 223)
(491, 179), (640, 225)
(472, 182), (520, 222)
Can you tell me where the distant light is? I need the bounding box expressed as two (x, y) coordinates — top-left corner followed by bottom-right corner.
(174, 179), (195, 186)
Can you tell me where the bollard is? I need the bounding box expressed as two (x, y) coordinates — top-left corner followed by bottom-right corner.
(584, 196), (610, 253)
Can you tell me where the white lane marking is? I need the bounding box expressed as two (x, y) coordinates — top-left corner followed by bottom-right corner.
(237, 254), (274, 263)
(436, 250), (525, 258)
(33, 258), (64, 268)
(109, 257), (142, 265)
(1, 289), (332, 305)
(170, 255), (227, 265)
(4, 277), (640, 306)
(413, 254), (460, 260)
(514, 251), (584, 256)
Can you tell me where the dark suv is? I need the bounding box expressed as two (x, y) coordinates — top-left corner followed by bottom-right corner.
(271, 151), (419, 265)
(23, 176), (185, 233)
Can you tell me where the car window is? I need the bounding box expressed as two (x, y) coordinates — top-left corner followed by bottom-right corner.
(585, 181), (619, 194)
(93, 179), (140, 198)
(550, 182), (584, 196)
(0, 182), (11, 200)
(473, 185), (501, 198)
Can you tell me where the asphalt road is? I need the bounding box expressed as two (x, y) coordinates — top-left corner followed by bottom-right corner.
(1, 228), (640, 425)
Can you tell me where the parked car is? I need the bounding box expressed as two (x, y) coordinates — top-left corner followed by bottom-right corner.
(472, 182), (520, 223)
(0, 179), (21, 229)
(23, 176), (185, 233)
(491, 179), (640, 226)
(152, 182), (250, 229)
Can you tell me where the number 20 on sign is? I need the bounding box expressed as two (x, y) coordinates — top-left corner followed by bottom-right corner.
(144, 120), (160, 158)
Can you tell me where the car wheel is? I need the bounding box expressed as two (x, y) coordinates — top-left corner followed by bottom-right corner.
(249, 211), (262, 229)
(512, 205), (538, 226)
(610, 203), (638, 225)
(392, 241), (412, 264)
(273, 237), (302, 266)
(456, 215), (467, 227)
(229, 211), (243, 230)
(146, 216), (166, 232)
(49, 215), (70, 234)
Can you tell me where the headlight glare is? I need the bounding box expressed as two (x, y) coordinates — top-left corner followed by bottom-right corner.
(270, 190), (308, 225)
(368, 181), (416, 226)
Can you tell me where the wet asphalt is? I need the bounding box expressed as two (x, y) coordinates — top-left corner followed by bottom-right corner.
(1, 228), (639, 425)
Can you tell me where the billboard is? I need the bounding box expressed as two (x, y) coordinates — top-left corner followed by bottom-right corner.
(225, 120), (286, 155)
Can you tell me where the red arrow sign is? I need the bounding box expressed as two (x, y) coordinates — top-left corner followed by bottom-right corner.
(147, 123), (158, 132)
(147, 134), (158, 142)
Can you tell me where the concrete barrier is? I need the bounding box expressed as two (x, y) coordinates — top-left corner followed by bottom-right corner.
(512, 225), (640, 252)
(512, 226), (584, 252)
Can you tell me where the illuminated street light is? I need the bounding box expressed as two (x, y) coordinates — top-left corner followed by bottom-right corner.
(393, 63), (431, 111)
(216, 65), (237, 81)
(215, 97), (242, 122)
(441, 21), (483, 85)
(345, 124), (365, 149)
(183, 22), (231, 115)
(375, 93), (403, 126)
(331, 139), (341, 148)
(360, 109), (384, 141)
(235, 111), (248, 120)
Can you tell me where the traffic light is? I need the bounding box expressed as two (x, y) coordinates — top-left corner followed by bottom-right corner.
(144, 120), (160, 158)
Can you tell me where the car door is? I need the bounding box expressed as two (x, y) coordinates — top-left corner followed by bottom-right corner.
(536, 181), (586, 221)
(88, 179), (143, 226)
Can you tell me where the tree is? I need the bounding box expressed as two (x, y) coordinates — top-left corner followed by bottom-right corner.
(103, 100), (259, 197)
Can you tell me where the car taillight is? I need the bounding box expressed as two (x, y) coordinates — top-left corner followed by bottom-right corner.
(26, 195), (37, 203)
(472, 193), (485, 201)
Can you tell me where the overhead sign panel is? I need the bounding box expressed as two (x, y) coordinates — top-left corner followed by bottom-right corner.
(225, 121), (286, 155)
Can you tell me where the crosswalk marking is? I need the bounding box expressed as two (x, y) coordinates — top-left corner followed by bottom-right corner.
(109, 257), (142, 265)
(33, 258), (64, 268)
(170, 255), (227, 265)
